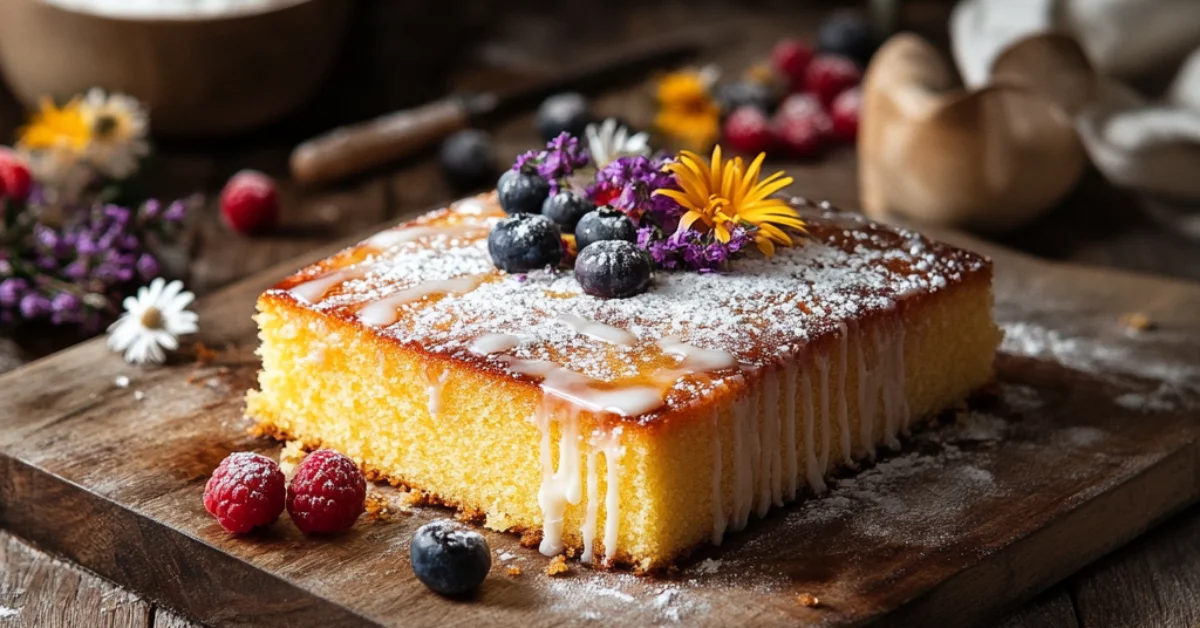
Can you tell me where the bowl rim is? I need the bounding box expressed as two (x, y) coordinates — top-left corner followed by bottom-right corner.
(36, 0), (322, 23)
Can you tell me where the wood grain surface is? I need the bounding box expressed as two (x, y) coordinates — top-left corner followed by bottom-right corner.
(0, 211), (1198, 627)
(2, 2), (1200, 627)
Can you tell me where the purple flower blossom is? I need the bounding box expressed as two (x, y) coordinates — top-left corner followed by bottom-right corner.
(0, 192), (191, 332)
(588, 155), (683, 230)
(637, 223), (754, 273)
(509, 133), (591, 194)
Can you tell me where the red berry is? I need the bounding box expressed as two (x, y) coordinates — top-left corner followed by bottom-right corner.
(204, 452), (286, 534)
(774, 117), (824, 159)
(775, 94), (833, 138)
(220, 170), (279, 236)
(804, 55), (862, 106)
(0, 148), (33, 202)
(830, 87), (862, 142)
(723, 106), (774, 154)
(771, 39), (815, 91)
(287, 449), (366, 535)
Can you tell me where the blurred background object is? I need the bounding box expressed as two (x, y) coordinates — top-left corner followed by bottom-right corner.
(950, 0), (1200, 237)
(0, 0), (352, 137)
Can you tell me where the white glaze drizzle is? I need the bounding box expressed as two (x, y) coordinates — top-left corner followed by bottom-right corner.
(425, 368), (450, 418)
(358, 274), (488, 327)
(600, 434), (622, 563)
(766, 367), (784, 508)
(469, 333), (522, 355)
(782, 362), (799, 501)
(556, 313), (636, 346)
(536, 399), (582, 556)
(836, 323), (853, 464)
(581, 446), (600, 564)
(364, 223), (487, 250)
(730, 390), (752, 531)
(802, 368), (825, 493)
(710, 406), (726, 545)
(817, 355), (832, 484)
(659, 338), (739, 372)
(289, 268), (364, 304)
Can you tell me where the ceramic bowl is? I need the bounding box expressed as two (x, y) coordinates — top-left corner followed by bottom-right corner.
(0, 0), (351, 137)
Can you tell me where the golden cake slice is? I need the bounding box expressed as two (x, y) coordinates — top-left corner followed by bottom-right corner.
(246, 193), (1000, 571)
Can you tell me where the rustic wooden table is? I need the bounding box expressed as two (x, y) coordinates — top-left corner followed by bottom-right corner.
(1, 1), (1197, 626)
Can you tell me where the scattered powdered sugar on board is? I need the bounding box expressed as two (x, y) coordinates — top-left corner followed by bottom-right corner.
(545, 573), (712, 623)
(1000, 321), (1199, 411)
(0, 606), (18, 619)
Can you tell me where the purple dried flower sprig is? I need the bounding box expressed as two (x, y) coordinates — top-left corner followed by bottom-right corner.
(638, 223), (753, 273)
(0, 191), (192, 333)
(588, 155), (682, 231)
(511, 132), (591, 194)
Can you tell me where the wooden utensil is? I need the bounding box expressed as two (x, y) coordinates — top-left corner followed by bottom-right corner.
(290, 33), (705, 186)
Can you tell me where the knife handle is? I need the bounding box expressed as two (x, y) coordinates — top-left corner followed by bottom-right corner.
(291, 97), (471, 186)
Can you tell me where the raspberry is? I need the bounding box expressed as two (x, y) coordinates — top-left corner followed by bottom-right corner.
(774, 116), (824, 160)
(722, 106), (773, 154)
(0, 148), (33, 203)
(804, 55), (862, 106)
(830, 87), (862, 142)
(771, 38), (814, 91)
(203, 452), (286, 534)
(775, 94), (833, 138)
(220, 170), (279, 236)
(286, 449), (366, 535)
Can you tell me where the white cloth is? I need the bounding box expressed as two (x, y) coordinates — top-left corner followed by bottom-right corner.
(952, 0), (1200, 201)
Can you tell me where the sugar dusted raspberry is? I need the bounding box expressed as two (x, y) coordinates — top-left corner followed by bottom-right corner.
(286, 449), (366, 535)
(830, 87), (862, 142)
(774, 116), (824, 160)
(203, 452), (286, 534)
(723, 106), (774, 154)
(0, 148), (33, 202)
(771, 38), (814, 91)
(775, 94), (833, 138)
(220, 169), (279, 236)
(805, 55), (862, 106)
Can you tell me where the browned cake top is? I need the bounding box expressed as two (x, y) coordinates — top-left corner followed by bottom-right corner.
(266, 194), (989, 423)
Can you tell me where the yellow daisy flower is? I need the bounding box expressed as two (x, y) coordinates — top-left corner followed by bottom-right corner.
(655, 146), (806, 257)
(654, 69), (721, 150)
(18, 96), (92, 155)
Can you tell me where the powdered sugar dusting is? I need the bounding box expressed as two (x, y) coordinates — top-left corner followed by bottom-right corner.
(270, 195), (987, 421)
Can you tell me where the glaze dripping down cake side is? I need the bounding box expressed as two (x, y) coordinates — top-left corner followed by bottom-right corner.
(245, 193), (1001, 571)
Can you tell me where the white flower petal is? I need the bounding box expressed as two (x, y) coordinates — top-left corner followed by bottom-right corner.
(158, 280), (183, 307)
(164, 291), (195, 314)
(155, 330), (179, 351)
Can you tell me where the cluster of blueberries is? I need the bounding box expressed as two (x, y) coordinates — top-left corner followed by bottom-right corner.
(489, 166), (652, 299)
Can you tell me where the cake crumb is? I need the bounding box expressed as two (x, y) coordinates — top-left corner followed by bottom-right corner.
(194, 342), (219, 364)
(506, 565), (522, 577)
(133, 390), (145, 402)
(1119, 313), (1155, 333)
(114, 375), (130, 388)
(278, 440), (308, 478)
(364, 492), (393, 521)
(797, 593), (820, 607)
(545, 555), (569, 576)
(399, 489), (426, 508)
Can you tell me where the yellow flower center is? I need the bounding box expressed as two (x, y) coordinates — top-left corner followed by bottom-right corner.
(140, 307), (163, 330)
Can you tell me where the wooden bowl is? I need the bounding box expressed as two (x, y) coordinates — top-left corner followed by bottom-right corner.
(0, 0), (351, 138)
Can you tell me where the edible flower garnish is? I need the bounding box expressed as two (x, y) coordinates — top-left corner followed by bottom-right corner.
(584, 118), (650, 167)
(107, 278), (198, 365)
(655, 146), (805, 256)
(654, 68), (721, 150)
(513, 132), (591, 194)
(587, 155), (681, 230)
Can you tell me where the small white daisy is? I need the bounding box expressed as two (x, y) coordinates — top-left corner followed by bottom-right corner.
(585, 118), (650, 167)
(107, 278), (199, 365)
(81, 88), (150, 180)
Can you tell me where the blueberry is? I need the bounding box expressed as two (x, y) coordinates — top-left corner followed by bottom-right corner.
(497, 167), (550, 215)
(536, 92), (590, 141)
(575, 240), (652, 299)
(439, 129), (497, 190)
(410, 520), (491, 596)
(542, 191), (596, 233)
(488, 213), (563, 273)
(715, 81), (780, 115)
(817, 12), (878, 67)
(574, 207), (636, 252)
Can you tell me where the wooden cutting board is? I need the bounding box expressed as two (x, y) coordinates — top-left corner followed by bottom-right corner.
(1, 222), (1198, 628)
